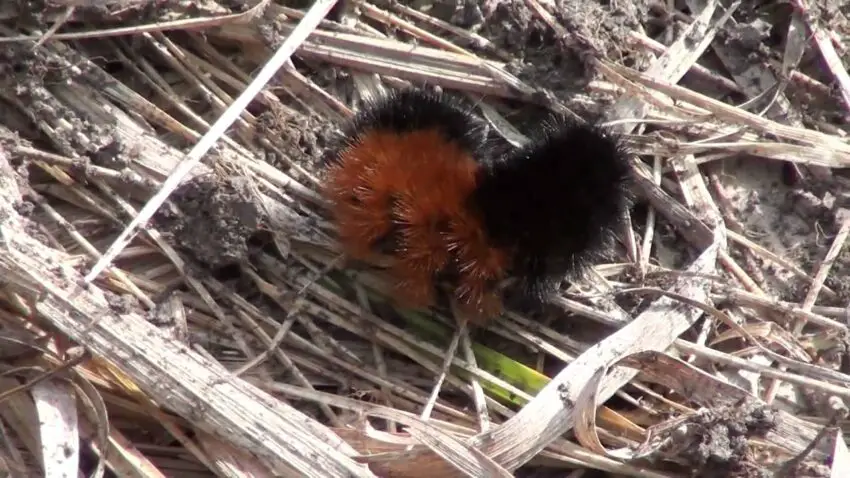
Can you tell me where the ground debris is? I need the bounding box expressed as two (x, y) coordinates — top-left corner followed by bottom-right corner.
(155, 174), (261, 269)
(676, 402), (779, 478)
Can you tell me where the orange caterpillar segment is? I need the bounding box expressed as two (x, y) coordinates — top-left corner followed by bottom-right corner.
(329, 196), (392, 260)
(447, 211), (509, 281)
(389, 264), (437, 308)
(325, 125), (492, 313)
(324, 131), (408, 260)
(446, 210), (509, 322)
(392, 130), (478, 274)
(454, 279), (504, 324)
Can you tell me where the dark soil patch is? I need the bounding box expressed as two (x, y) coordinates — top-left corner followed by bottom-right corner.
(432, 0), (650, 98)
(254, 103), (340, 175)
(155, 174), (261, 270)
(677, 402), (777, 478)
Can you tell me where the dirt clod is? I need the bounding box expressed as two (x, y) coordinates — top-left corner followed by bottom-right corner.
(255, 104), (338, 173)
(104, 290), (141, 315)
(155, 175), (261, 270)
(680, 402), (778, 478)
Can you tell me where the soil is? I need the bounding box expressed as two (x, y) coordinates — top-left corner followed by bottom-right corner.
(675, 401), (777, 478)
(438, 1), (648, 88)
(715, 156), (850, 305)
(154, 174), (262, 270)
(254, 102), (341, 174)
